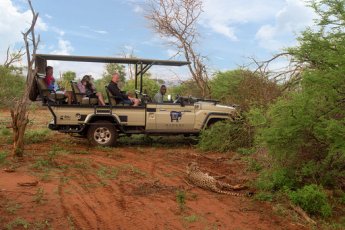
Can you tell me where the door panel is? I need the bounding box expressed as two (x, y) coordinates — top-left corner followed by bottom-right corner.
(155, 104), (195, 131)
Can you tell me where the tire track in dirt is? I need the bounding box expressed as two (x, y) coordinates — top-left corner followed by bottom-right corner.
(58, 161), (129, 229)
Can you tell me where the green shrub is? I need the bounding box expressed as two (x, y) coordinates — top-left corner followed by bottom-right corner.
(289, 184), (332, 217)
(255, 168), (296, 191)
(250, 0), (345, 188)
(198, 118), (254, 153)
(0, 66), (25, 108)
(210, 69), (281, 111)
(0, 151), (8, 165)
(1, 128), (11, 136)
(254, 191), (274, 202)
(24, 129), (50, 144)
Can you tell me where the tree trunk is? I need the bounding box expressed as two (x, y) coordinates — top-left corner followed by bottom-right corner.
(9, 0), (39, 158)
(10, 98), (29, 157)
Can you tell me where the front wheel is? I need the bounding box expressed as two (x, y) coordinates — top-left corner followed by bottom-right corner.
(87, 120), (118, 146)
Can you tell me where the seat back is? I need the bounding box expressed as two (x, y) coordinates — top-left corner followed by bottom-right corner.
(70, 81), (84, 104)
(71, 81), (99, 105)
(105, 85), (118, 106)
(36, 75), (51, 98)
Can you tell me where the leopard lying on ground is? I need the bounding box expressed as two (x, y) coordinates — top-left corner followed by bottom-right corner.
(186, 162), (253, 197)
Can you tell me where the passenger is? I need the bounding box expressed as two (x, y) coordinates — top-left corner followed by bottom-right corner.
(108, 73), (140, 106)
(153, 85), (167, 103)
(44, 66), (72, 104)
(77, 75), (106, 106)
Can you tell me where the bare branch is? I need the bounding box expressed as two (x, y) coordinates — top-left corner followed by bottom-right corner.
(145, 0), (210, 97)
(3, 46), (25, 67)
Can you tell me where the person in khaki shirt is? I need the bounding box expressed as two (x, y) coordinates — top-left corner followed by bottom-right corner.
(153, 85), (167, 103)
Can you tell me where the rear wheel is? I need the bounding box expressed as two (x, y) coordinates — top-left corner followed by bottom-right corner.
(87, 120), (117, 146)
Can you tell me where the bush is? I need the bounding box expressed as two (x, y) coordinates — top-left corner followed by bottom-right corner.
(289, 184), (332, 217)
(210, 69), (281, 111)
(0, 151), (8, 165)
(197, 118), (254, 153)
(0, 65), (25, 108)
(255, 168), (296, 191)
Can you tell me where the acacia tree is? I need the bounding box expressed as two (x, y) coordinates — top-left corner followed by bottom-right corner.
(145, 0), (210, 97)
(10, 0), (40, 157)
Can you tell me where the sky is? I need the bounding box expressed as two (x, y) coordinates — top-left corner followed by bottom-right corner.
(0, 0), (316, 82)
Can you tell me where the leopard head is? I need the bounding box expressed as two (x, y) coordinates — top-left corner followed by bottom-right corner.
(187, 162), (199, 174)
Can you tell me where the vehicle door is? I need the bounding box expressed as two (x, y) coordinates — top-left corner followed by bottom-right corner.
(155, 102), (195, 131)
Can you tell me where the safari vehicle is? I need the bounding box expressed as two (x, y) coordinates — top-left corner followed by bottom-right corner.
(33, 54), (237, 146)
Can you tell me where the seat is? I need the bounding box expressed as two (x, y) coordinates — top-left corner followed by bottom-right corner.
(70, 81), (98, 105)
(36, 75), (66, 104)
(105, 85), (126, 106)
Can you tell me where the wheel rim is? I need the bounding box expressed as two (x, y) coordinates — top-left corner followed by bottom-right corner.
(93, 127), (111, 144)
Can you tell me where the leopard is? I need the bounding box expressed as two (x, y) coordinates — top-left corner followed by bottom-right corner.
(186, 162), (252, 197)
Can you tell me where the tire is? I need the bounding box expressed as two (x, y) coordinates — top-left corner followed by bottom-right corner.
(87, 120), (118, 147)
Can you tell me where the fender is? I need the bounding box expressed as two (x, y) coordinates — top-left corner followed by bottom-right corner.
(84, 113), (120, 124)
(202, 112), (231, 129)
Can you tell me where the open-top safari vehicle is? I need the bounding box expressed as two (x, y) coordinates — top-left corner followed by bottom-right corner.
(32, 54), (237, 146)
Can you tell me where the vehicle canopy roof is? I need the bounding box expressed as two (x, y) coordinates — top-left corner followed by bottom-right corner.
(34, 53), (190, 94)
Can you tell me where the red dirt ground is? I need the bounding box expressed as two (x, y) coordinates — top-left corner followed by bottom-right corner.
(0, 108), (311, 230)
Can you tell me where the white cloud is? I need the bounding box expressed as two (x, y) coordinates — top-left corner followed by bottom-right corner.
(51, 26), (65, 36)
(255, 0), (315, 51)
(47, 61), (105, 80)
(51, 38), (74, 55)
(0, 0), (47, 62)
(133, 5), (143, 13)
(80, 25), (108, 34)
(44, 13), (52, 19)
(200, 0), (283, 41)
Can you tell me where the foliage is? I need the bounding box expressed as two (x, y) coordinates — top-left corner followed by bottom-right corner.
(123, 74), (160, 99)
(0, 151), (8, 165)
(24, 129), (51, 144)
(197, 118), (254, 153)
(255, 168), (296, 192)
(183, 214), (199, 223)
(94, 63), (126, 102)
(289, 184), (332, 217)
(102, 63), (126, 82)
(170, 80), (202, 98)
(58, 71), (76, 91)
(210, 69), (281, 111)
(0, 65), (25, 108)
(176, 190), (186, 211)
(252, 0), (345, 189)
(5, 217), (30, 230)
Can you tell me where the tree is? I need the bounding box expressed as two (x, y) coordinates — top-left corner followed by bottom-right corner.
(59, 71), (76, 91)
(210, 69), (281, 111)
(0, 66), (25, 108)
(10, 0), (40, 157)
(253, 0), (345, 188)
(170, 80), (202, 98)
(123, 73), (160, 99)
(93, 63), (126, 102)
(145, 0), (210, 97)
(102, 63), (126, 83)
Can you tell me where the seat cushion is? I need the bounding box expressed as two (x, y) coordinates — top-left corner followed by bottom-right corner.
(49, 93), (65, 100)
(81, 97), (98, 105)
